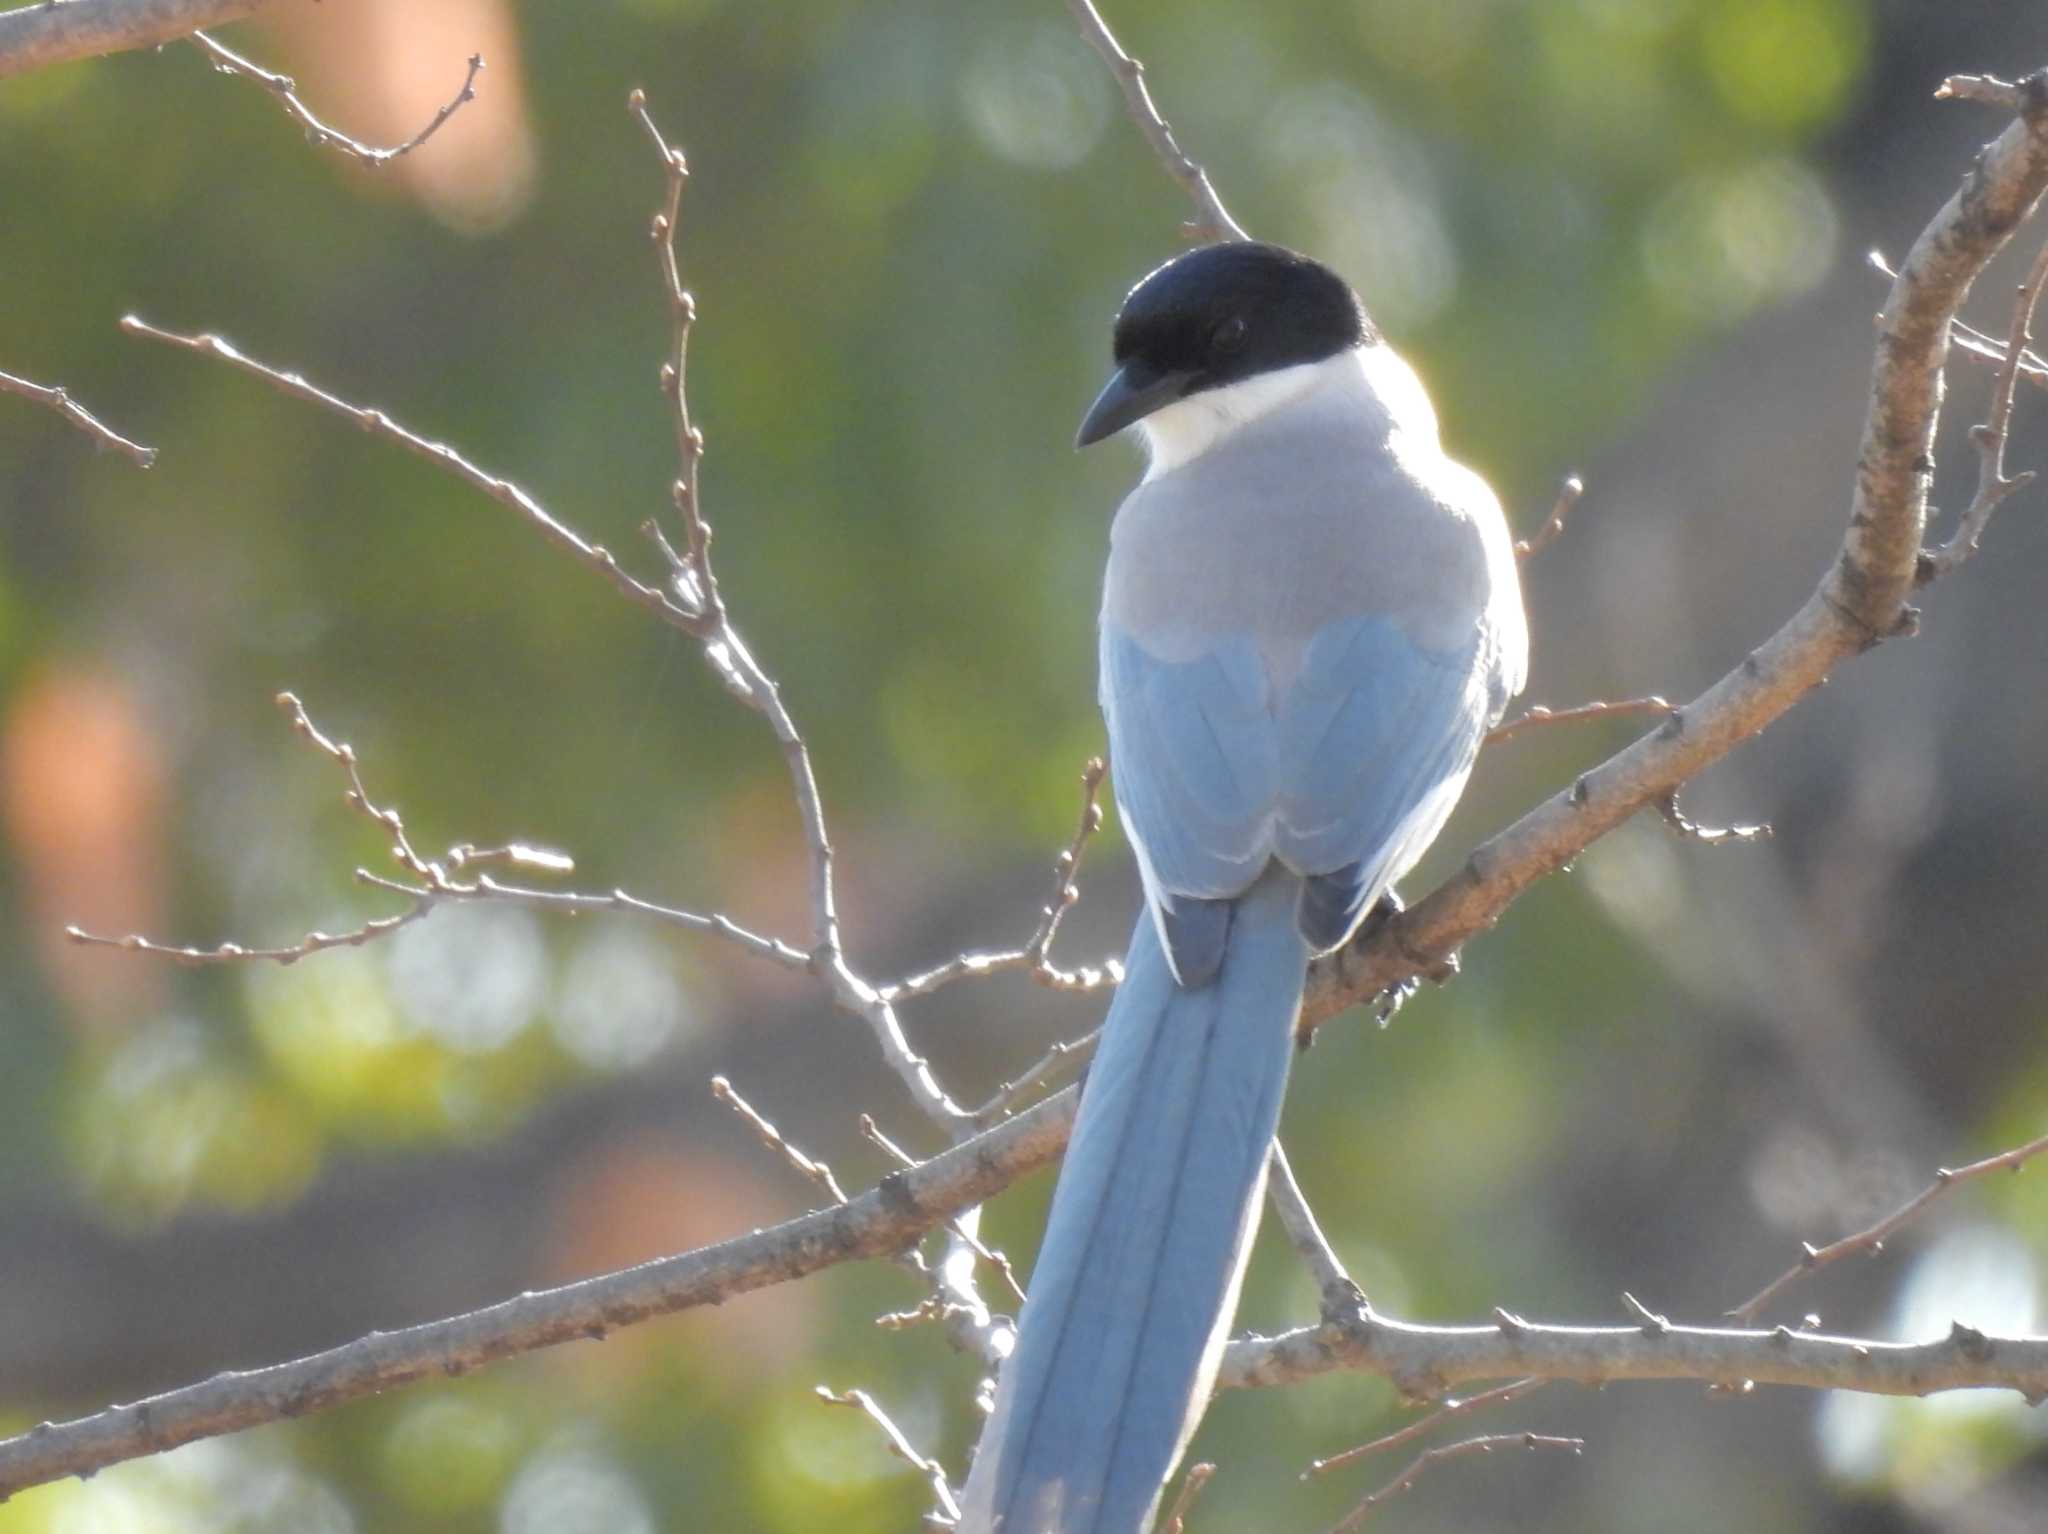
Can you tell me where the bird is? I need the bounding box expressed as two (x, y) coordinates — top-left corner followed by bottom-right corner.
(955, 241), (1528, 1534)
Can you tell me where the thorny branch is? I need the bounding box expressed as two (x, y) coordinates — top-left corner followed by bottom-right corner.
(189, 30), (483, 165)
(0, 368), (156, 466)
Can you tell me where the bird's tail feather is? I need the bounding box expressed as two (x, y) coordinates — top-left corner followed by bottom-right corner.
(959, 869), (1308, 1534)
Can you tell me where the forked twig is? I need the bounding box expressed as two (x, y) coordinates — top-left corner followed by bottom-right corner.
(883, 758), (1121, 1005)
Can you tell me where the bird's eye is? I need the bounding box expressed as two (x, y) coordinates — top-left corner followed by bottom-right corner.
(1212, 317), (1247, 356)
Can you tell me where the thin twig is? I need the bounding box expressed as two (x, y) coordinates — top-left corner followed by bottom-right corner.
(1655, 790), (1772, 847)
(1267, 1140), (1362, 1317)
(1920, 237), (2048, 578)
(1513, 474), (1583, 560)
(123, 109), (967, 1127)
(1325, 1433), (1583, 1532)
(712, 1077), (849, 1205)
(1161, 1461), (1216, 1533)
(0, 367), (156, 465)
(1729, 1129), (2048, 1323)
(121, 319), (701, 634)
(66, 693), (813, 978)
(627, 89), (719, 621)
(863, 1115), (1027, 1305)
(1304, 1378), (1547, 1479)
(1485, 697), (1672, 747)
(65, 909), (430, 966)
(1948, 318), (2048, 389)
(881, 758), (1121, 1004)
(190, 31), (482, 164)
(966, 1026), (1101, 1127)
(1063, 0), (1247, 243)
(816, 1386), (963, 1525)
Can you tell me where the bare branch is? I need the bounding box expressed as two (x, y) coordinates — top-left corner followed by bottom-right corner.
(65, 693), (814, 978)
(189, 31), (482, 165)
(120, 319), (702, 634)
(1302, 86), (2048, 1030)
(863, 1114), (1027, 1306)
(713, 1076), (849, 1206)
(1218, 1302), (2048, 1401)
(64, 907), (430, 966)
(1948, 317), (2048, 389)
(1513, 474), (1583, 560)
(965, 1025), (1101, 1127)
(1730, 1129), (2048, 1323)
(120, 104), (972, 1128)
(882, 758), (1121, 1005)
(0, 367), (156, 465)
(1325, 1433), (1583, 1532)
(1160, 1461), (1216, 1533)
(1267, 1140), (1362, 1318)
(1304, 1377), (1547, 1480)
(1484, 697), (1673, 748)
(2, 1077), (2044, 1497)
(627, 89), (720, 621)
(1064, 0), (1248, 243)
(0, 1089), (1074, 1499)
(1921, 235), (2048, 577)
(0, 0), (274, 79)
(816, 1387), (962, 1527)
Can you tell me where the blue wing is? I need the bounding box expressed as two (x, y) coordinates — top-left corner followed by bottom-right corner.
(1102, 614), (1486, 967)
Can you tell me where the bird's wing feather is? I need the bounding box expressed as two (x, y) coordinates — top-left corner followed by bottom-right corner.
(1275, 612), (1487, 874)
(1099, 624), (1279, 903)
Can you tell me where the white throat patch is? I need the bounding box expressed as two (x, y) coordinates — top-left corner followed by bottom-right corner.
(1135, 346), (1415, 480)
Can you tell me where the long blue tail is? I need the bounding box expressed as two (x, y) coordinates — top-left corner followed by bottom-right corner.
(959, 869), (1308, 1533)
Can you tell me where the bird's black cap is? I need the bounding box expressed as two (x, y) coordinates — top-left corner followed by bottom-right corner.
(1077, 242), (1370, 447)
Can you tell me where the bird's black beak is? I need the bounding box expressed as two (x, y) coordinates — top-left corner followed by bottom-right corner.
(1075, 360), (1193, 448)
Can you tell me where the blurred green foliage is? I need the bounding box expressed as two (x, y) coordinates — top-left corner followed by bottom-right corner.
(3, 0), (2045, 1529)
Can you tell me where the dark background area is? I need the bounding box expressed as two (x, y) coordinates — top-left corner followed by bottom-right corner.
(4, 1), (2048, 1529)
